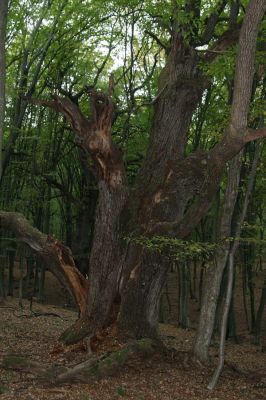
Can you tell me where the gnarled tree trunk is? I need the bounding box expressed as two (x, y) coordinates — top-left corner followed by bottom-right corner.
(1, 0), (266, 350)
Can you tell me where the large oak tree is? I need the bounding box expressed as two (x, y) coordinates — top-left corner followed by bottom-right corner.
(0, 0), (265, 362)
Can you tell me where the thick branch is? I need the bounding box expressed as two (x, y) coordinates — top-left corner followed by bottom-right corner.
(199, 0), (228, 45)
(28, 91), (125, 186)
(144, 30), (169, 52)
(243, 127), (266, 143)
(159, 1), (266, 238)
(151, 125), (266, 238)
(0, 211), (89, 317)
(28, 95), (90, 137)
(43, 174), (84, 206)
(203, 25), (241, 63)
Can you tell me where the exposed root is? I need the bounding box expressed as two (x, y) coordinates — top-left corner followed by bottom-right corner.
(59, 317), (91, 345)
(1, 338), (159, 386)
(1, 355), (48, 374)
(224, 360), (266, 382)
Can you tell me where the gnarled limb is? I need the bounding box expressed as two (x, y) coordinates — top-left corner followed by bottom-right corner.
(28, 90), (125, 187)
(204, 25), (241, 63)
(174, 128), (265, 238)
(147, 124), (266, 239)
(198, 0), (228, 46)
(148, 0), (266, 240)
(0, 211), (89, 318)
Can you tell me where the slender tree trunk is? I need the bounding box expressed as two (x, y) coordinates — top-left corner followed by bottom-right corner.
(7, 250), (15, 296)
(194, 153), (242, 363)
(0, 0), (8, 180)
(207, 251), (235, 389)
(194, 0), (266, 363)
(227, 285), (237, 341)
(253, 275), (266, 345)
(208, 140), (262, 389)
(247, 259), (256, 332)
(178, 262), (189, 329)
(0, 254), (6, 301)
(242, 261), (250, 330)
(24, 256), (34, 298)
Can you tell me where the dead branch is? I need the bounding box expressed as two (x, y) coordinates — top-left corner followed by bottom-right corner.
(0, 211), (89, 318)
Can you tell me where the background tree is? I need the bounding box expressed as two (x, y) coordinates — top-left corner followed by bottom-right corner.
(0, 0), (8, 180)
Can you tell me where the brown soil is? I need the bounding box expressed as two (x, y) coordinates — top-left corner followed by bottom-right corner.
(0, 297), (265, 400)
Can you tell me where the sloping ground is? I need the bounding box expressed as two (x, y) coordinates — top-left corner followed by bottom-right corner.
(0, 298), (265, 400)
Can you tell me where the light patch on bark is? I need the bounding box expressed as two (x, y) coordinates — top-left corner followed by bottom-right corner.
(89, 130), (111, 152)
(166, 169), (173, 182)
(109, 170), (123, 187)
(129, 262), (141, 280)
(154, 190), (163, 203)
(95, 154), (106, 175)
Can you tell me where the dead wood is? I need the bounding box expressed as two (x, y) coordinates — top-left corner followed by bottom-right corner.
(0, 211), (89, 319)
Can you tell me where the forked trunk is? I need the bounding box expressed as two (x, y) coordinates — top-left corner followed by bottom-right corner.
(117, 42), (202, 338)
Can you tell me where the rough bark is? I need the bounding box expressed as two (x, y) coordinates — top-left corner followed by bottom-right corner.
(118, 245), (170, 339)
(117, 38), (204, 338)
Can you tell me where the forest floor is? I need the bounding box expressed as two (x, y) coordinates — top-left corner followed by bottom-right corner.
(0, 297), (265, 400)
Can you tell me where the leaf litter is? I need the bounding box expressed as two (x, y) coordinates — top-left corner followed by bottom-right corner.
(0, 298), (265, 400)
